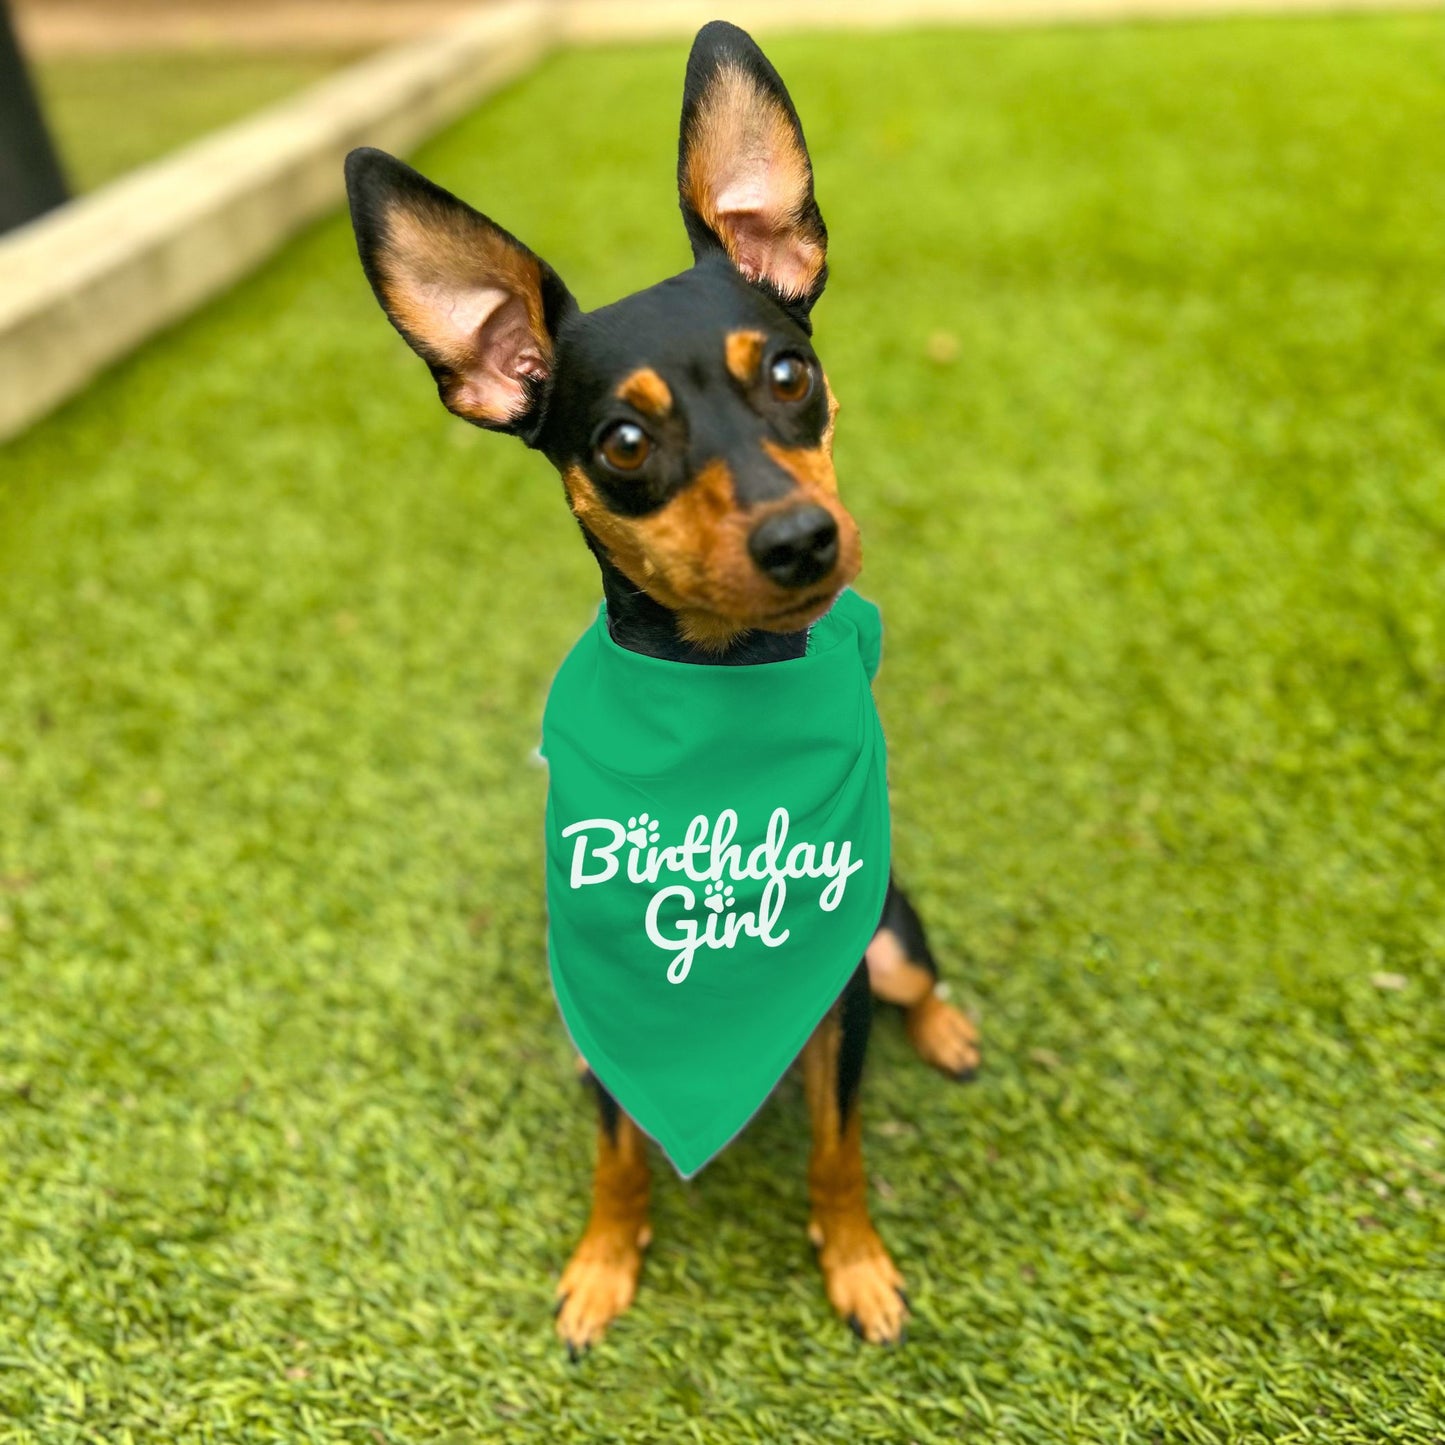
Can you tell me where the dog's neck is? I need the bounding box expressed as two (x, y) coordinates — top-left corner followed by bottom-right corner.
(591, 545), (809, 666)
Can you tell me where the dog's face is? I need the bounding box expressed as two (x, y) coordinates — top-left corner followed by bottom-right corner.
(540, 259), (859, 646)
(345, 23), (858, 647)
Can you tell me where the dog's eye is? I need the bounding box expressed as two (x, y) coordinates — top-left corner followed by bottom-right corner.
(768, 353), (812, 404)
(597, 421), (651, 473)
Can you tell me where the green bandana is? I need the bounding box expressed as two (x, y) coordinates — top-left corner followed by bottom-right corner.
(541, 589), (890, 1177)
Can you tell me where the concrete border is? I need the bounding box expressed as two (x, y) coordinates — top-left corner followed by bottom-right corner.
(560, 0), (1444, 44)
(0, 0), (553, 442)
(13, 2), (481, 55)
(4, 0), (1442, 441)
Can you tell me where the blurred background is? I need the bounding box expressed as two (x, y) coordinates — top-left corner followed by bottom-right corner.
(7, 0), (457, 196)
(2, 1), (1443, 1441)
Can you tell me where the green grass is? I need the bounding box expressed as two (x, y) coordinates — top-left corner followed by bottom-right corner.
(3, 14), (1445, 1442)
(32, 50), (359, 191)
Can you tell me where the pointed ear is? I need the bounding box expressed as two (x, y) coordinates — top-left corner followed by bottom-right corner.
(677, 22), (828, 324)
(343, 147), (574, 440)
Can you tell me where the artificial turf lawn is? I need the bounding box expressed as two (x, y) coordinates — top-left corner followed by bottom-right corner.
(2, 12), (1444, 1442)
(32, 50), (360, 192)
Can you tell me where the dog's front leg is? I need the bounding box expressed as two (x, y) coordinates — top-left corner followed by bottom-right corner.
(802, 962), (908, 1344)
(555, 1076), (652, 1357)
(867, 875), (981, 1080)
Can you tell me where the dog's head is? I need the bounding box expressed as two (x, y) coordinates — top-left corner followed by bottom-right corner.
(345, 21), (858, 649)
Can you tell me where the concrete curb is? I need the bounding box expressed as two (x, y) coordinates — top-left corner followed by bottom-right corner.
(0, 0), (554, 442)
(14, 2), (480, 56)
(560, 0), (1444, 43)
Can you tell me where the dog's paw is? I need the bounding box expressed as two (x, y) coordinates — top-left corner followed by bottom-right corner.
(703, 882), (734, 914)
(809, 1217), (908, 1345)
(555, 1222), (650, 1357)
(906, 992), (981, 1081)
(625, 813), (660, 850)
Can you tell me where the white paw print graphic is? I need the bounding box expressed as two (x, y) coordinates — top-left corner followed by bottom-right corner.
(704, 882), (734, 914)
(626, 813), (660, 849)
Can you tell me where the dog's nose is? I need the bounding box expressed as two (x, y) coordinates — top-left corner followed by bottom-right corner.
(748, 505), (839, 589)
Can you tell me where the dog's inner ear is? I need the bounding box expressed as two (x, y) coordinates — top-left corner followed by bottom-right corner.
(373, 196), (552, 428)
(681, 63), (826, 306)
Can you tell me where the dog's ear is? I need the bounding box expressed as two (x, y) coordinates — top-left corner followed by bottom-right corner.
(344, 147), (574, 441)
(677, 21), (828, 325)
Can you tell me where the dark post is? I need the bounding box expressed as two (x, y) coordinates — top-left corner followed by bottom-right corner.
(0, 0), (69, 234)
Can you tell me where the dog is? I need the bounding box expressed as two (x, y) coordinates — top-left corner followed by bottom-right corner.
(343, 20), (981, 1352)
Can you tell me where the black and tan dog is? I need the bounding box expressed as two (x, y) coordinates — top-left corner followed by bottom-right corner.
(344, 20), (980, 1351)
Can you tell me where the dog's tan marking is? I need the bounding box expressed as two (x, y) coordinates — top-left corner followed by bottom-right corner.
(556, 1109), (652, 1353)
(906, 993), (982, 1079)
(801, 1007), (907, 1344)
(866, 928), (982, 1079)
(763, 439), (862, 602)
(823, 376), (841, 449)
(864, 927), (935, 1008)
(683, 65), (824, 300)
(725, 329), (767, 386)
(565, 460), (842, 648)
(762, 438), (840, 499)
(616, 367), (673, 419)
(565, 459), (746, 650)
